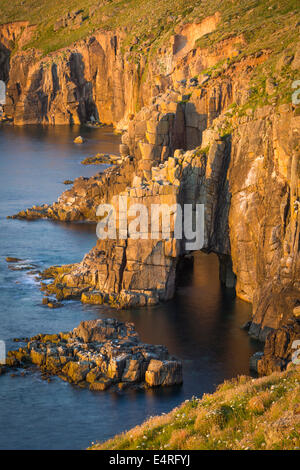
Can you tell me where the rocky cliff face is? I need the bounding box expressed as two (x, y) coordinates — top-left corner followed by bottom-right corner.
(37, 104), (299, 343)
(2, 13), (300, 373)
(3, 27), (154, 124)
(2, 14), (242, 126)
(229, 107), (300, 341)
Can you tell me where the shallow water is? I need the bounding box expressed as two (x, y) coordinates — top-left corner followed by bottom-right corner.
(0, 124), (259, 449)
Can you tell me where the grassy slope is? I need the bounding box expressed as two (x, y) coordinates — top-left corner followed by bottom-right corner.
(90, 367), (300, 450)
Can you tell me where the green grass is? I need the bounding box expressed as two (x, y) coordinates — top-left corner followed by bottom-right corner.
(89, 366), (300, 450)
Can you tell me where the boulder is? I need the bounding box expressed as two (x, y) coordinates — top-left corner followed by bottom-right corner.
(86, 367), (102, 383)
(30, 348), (46, 366)
(107, 354), (128, 379)
(145, 359), (182, 387)
(73, 136), (85, 144)
(62, 361), (90, 383)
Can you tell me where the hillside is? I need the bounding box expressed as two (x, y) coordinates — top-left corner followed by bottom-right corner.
(90, 366), (300, 450)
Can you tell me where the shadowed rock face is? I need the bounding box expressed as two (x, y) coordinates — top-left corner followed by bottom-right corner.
(4, 318), (183, 390)
(251, 317), (300, 375)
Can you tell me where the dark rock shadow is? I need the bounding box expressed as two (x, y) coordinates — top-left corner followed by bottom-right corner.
(0, 42), (10, 83)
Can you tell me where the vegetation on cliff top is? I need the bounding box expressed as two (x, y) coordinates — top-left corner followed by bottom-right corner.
(0, 0), (299, 58)
(90, 366), (300, 450)
(1, 1), (299, 109)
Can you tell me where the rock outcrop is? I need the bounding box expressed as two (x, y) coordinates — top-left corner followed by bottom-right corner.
(9, 156), (136, 221)
(251, 317), (300, 375)
(38, 140), (230, 307)
(4, 318), (183, 390)
(1, 14), (246, 126)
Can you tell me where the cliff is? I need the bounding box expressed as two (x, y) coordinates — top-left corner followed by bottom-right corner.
(2, 1), (300, 373)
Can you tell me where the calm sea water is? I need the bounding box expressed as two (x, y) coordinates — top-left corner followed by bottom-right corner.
(0, 124), (259, 449)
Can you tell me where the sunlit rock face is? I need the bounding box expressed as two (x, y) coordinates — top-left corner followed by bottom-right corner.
(1, 14), (245, 127)
(5, 318), (183, 390)
(229, 108), (300, 342)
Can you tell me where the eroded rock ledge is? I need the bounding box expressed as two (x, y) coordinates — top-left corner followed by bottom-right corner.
(8, 156), (136, 222)
(3, 318), (183, 391)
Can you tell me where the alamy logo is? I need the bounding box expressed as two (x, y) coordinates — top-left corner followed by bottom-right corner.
(96, 197), (205, 251)
(0, 80), (6, 105)
(0, 340), (5, 365)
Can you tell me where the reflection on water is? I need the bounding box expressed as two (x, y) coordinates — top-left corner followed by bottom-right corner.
(0, 125), (259, 449)
(0, 124), (120, 211)
(99, 252), (258, 394)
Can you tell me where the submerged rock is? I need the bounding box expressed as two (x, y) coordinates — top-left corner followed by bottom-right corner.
(6, 256), (23, 262)
(3, 318), (183, 391)
(81, 153), (120, 165)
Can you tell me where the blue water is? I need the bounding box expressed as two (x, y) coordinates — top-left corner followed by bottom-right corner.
(0, 124), (259, 449)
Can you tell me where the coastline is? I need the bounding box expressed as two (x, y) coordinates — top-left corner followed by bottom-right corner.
(1, 0), (300, 451)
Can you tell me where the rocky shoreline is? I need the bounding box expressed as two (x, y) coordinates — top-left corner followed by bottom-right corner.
(8, 156), (135, 222)
(2, 318), (183, 391)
